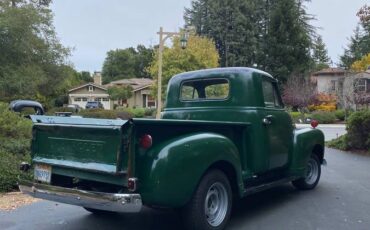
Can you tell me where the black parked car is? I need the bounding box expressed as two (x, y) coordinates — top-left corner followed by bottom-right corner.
(85, 101), (104, 109)
(9, 100), (44, 115)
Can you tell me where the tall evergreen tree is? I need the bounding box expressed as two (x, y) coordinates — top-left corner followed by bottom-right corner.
(185, 0), (259, 67)
(185, 0), (315, 82)
(312, 35), (331, 70)
(340, 5), (370, 68)
(263, 0), (313, 82)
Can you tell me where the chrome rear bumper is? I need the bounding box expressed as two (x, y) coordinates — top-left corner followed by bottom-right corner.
(19, 180), (142, 213)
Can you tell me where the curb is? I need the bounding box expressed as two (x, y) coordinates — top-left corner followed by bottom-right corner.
(295, 124), (346, 128)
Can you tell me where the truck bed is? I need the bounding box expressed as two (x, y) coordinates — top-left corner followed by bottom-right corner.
(30, 115), (250, 187)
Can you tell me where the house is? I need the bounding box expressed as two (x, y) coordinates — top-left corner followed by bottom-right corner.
(105, 78), (156, 108)
(342, 69), (370, 110)
(312, 67), (347, 94)
(312, 67), (370, 109)
(68, 72), (112, 110)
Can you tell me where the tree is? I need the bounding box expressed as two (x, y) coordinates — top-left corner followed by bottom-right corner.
(312, 35), (331, 71)
(341, 5), (370, 68)
(262, 0), (313, 83)
(185, 0), (315, 83)
(102, 48), (137, 83)
(0, 0), (52, 8)
(0, 0), (70, 105)
(282, 75), (318, 112)
(107, 86), (133, 106)
(148, 35), (219, 96)
(351, 53), (370, 71)
(185, 0), (260, 68)
(102, 45), (154, 84)
(135, 45), (154, 78)
(80, 71), (93, 82)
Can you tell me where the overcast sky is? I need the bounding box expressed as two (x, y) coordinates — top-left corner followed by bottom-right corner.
(51, 0), (369, 72)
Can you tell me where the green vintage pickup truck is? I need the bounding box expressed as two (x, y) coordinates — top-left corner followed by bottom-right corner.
(19, 67), (325, 230)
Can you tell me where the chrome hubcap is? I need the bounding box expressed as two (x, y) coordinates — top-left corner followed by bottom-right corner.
(204, 182), (228, 227)
(305, 158), (319, 185)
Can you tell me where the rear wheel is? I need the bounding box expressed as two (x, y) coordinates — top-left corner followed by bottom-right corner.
(182, 170), (232, 230)
(292, 154), (321, 190)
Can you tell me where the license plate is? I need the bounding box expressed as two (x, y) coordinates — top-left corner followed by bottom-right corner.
(34, 164), (52, 183)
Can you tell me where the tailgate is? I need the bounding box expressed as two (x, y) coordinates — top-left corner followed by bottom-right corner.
(30, 115), (130, 174)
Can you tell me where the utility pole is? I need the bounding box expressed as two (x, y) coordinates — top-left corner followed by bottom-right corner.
(156, 27), (188, 119)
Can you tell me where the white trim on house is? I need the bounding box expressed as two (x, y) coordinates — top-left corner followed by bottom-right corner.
(69, 83), (107, 92)
(132, 85), (151, 93)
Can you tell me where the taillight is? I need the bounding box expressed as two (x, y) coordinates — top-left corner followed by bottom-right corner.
(128, 177), (138, 192)
(139, 134), (152, 149)
(311, 120), (319, 128)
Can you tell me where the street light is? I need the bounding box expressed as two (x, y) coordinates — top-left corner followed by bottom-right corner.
(156, 27), (190, 119)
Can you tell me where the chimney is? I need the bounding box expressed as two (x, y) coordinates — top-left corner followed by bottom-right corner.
(93, 72), (102, 85)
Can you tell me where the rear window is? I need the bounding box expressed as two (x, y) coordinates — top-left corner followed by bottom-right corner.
(87, 101), (98, 104)
(181, 79), (229, 101)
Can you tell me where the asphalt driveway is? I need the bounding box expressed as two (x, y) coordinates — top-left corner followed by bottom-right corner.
(1, 147), (369, 230)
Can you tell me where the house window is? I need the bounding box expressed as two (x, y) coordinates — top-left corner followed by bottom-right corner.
(355, 79), (367, 92)
(74, 98), (81, 102)
(102, 98), (109, 102)
(88, 86), (94, 92)
(147, 95), (156, 108)
(94, 97), (102, 102)
(330, 80), (337, 91)
(82, 97), (88, 101)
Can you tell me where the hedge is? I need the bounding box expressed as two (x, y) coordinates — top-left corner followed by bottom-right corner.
(328, 110), (370, 152)
(346, 110), (370, 150)
(79, 108), (152, 119)
(310, 111), (336, 124)
(0, 102), (32, 192)
(334, 109), (346, 121)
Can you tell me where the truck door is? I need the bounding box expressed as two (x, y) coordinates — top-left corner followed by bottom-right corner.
(260, 78), (293, 170)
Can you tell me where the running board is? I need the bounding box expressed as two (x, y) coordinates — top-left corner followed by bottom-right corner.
(243, 176), (299, 196)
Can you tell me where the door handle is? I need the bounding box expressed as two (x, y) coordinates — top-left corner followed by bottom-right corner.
(262, 115), (273, 125)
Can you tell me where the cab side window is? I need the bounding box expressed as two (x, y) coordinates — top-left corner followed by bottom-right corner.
(262, 80), (283, 108)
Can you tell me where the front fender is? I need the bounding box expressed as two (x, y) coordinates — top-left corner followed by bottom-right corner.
(138, 132), (242, 208)
(289, 128), (325, 176)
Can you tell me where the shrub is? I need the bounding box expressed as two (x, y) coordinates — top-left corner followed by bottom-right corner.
(310, 111), (336, 124)
(290, 112), (304, 123)
(79, 109), (118, 119)
(46, 107), (76, 115)
(0, 102), (33, 192)
(346, 110), (370, 150)
(116, 108), (146, 118)
(144, 108), (156, 117)
(116, 110), (133, 120)
(127, 108), (145, 118)
(0, 152), (31, 192)
(327, 135), (350, 150)
(334, 109), (346, 121)
(0, 103), (32, 140)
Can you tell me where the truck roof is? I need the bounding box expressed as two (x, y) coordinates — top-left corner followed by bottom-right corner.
(165, 67), (277, 109)
(170, 67), (275, 82)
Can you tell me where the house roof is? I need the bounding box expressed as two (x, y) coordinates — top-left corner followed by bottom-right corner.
(104, 78), (154, 91)
(312, 67), (347, 76)
(68, 83), (107, 93)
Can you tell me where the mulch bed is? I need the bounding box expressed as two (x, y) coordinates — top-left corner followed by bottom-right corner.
(0, 192), (38, 211)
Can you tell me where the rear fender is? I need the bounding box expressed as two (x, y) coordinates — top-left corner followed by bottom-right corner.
(138, 132), (243, 208)
(289, 128), (325, 176)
